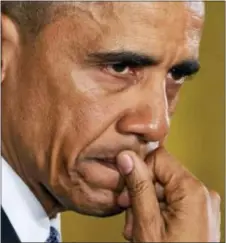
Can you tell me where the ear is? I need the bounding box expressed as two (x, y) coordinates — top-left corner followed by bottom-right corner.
(1, 14), (20, 83)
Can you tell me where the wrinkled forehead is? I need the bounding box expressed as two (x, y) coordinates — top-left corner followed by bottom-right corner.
(96, 2), (204, 54)
(49, 1), (205, 62)
(54, 1), (205, 23)
(75, 1), (205, 20)
(75, 2), (205, 38)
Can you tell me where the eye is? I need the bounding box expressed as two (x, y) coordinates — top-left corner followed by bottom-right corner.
(105, 63), (133, 76)
(167, 68), (188, 84)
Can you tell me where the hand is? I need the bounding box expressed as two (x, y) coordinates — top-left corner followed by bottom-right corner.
(116, 148), (221, 242)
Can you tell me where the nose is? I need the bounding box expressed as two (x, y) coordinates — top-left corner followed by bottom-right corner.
(117, 82), (170, 143)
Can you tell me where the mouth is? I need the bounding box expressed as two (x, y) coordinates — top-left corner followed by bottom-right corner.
(76, 156), (124, 192)
(88, 157), (118, 171)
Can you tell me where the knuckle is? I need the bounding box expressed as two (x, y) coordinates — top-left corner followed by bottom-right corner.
(181, 177), (222, 209)
(209, 190), (221, 204)
(193, 183), (209, 201)
(123, 230), (132, 241)
(128, 179), (149, 197)
(181, 175), (207, 197)
(194, 182), (208, 196)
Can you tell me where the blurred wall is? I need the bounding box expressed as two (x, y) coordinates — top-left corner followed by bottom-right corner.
(62, 2), (225, 242)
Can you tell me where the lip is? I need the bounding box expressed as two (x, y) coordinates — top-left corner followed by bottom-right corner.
(77, 157), (124, 192)
(90, 157), (118, 171)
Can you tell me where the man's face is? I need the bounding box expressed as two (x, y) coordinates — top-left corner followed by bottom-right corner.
(2, 2), (204, 216)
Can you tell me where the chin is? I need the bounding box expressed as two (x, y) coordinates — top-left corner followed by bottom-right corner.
(79, 205), (125, 218)
(67, 187), (126, 217)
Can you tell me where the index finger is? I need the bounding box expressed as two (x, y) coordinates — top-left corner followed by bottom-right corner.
(117, 151), (161, 236)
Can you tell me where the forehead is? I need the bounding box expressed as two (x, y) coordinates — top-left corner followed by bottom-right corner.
(49, 2), (204, 63)
(186, 1), (205, 17)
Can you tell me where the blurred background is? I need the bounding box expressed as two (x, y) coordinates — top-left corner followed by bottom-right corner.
(62, 2), (225, 242)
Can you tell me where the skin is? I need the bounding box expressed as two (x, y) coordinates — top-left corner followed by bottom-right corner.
(117, 149), (221, 242)
(1, 2), (221, 241)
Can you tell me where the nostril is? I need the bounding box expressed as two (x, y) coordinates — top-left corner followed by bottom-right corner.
(137, 134), (149, 143)
(136, 132), (161, 145)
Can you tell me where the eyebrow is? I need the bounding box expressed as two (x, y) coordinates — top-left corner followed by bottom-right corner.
(87, 50), (200, 75)
(87, 51), (160, 67)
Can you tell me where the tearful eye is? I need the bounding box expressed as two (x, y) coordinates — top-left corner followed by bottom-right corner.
(170, 68), (186, 80)
(105, 63), (132, 76)
(167, 68), (187, 84)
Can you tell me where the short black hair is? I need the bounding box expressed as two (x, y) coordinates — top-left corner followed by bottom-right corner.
(1, 1), (54, 37)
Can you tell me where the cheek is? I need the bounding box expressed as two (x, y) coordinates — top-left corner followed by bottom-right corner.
(45, 100), (118, 204)
(166, 84), (182, 116)
(60, 99), (115, 160)
(56, 160), (122, 216)
(58, 74), (128, 162)
(68, 186), (121, 216)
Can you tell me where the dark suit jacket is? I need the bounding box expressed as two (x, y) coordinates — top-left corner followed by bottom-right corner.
(1, 207), (21, 243)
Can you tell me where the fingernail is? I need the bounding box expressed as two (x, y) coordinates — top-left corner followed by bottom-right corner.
(117, 153), (133, 175)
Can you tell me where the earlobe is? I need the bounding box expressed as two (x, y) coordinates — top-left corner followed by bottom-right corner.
(1, 14), (19, 83)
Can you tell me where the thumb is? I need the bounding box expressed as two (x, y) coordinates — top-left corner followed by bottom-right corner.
(116, 151), (161, 232)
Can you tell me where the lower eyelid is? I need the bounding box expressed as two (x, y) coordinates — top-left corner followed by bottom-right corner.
(103, 66), (136, 79)
(166, 73), (186, 84)
(175, 77), (186, 84)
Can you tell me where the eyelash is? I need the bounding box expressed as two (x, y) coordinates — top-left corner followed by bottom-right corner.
(103, 63), (136, 78)
(103, 62), (193, 83)
(168, 68), (189, 81)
